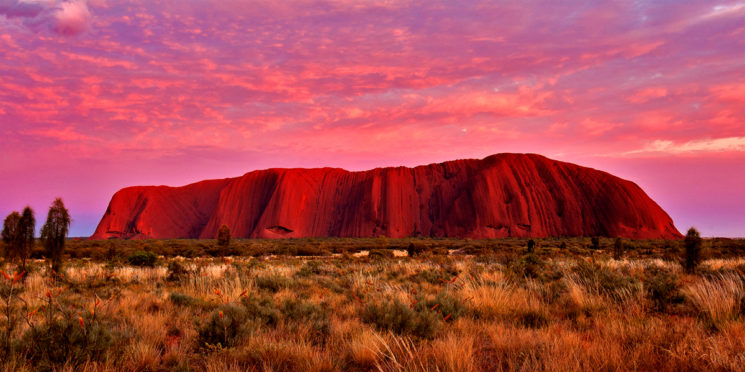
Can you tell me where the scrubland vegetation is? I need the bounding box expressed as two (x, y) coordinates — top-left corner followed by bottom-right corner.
(2, 236), (745, 371)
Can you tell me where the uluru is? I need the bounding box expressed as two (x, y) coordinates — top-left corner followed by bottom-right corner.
(91, 153), (681, 240)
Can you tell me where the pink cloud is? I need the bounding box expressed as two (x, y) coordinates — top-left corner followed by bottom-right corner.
(53, 0), (90, 35)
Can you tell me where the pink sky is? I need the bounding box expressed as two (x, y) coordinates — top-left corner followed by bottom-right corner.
(1, 0), (744, 237)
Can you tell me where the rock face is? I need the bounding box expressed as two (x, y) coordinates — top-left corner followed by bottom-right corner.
(91, 153), (681, 240)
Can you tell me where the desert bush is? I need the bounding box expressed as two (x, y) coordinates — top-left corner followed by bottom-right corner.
(166, 260), (191, 282)
(255, 274), (291, 293)
(507, 253), (545, 280)
(198, 304), (256, 348)
(407, 242), (428, 257)
(420, 292), (466, 322)
(591, 236), (600, 250)
(240, 295), (281, 327)
(645, 270), (683, 312)
(527, 239), (535, 253)
(362, 299), (441, 339)
(613, 238), (625, 259)
(169, 243), (200, 258)
(217, 224), (231, 248)
(104, 241), (120, 262)
(19, 315), (118, 369)
(127, 251), (157, 267)
(168, 292), (199, 307)
(280, 298), (331, 344)
(368, 249), (394, 258)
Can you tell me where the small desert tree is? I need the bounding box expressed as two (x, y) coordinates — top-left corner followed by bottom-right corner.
(217, 225), (230, 256)
(613, 237), (625, 260)
(591, 236), (600, 250)
(683, 227), (703, 273)
(40, 198), (71, 273)
(527, 239), (535, 253)
(16, 207), (35, 272)
(217, 224), (231, 251)
(2, 212), (21, 262)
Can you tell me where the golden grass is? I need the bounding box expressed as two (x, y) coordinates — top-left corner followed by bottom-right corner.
(2, 253), (745, 371)
(682, 273), (745, 324)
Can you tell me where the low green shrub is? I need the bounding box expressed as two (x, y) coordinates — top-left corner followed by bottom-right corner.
(126, 251), (157, 267)
(280, 299), (330, 345)
(255, 274), (291, 293)
(19, 316), (119, 369)
(645, 270), (683, 312)
(197, 304), (256, 348)
(419, 292), (466, 322)
(168, 292), (198, 307)
(240, 295), (281, 327)
(361, 299), (441, 339)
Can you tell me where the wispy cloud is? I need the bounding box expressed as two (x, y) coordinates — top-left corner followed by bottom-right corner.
(627, 137), (745, 155)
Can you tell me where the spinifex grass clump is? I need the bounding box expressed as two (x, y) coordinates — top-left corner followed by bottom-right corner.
(573, 260), (641, 303)
(683, 273), (745, 328)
